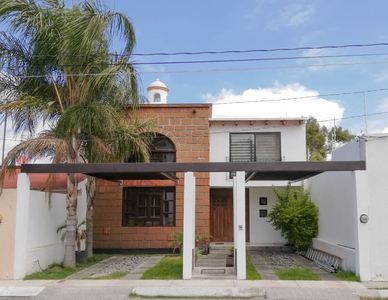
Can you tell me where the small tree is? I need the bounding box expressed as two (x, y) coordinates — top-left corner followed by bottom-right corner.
(268, 184), (319, 250)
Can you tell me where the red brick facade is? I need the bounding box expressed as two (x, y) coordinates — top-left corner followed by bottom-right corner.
(93, 104), (212, 249)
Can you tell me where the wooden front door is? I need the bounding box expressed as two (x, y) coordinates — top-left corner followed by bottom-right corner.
(210, 189), (233, 242)
(210, 189), (250, 243)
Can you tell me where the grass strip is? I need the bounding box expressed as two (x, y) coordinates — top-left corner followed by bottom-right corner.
(141, 256), (182, 280)
(86, 271), (127, 280)
(334, 270), (360, 282)
(24, 253), (112, 280)
(246, 254), (262, 280)
(275, 268), (322, 280)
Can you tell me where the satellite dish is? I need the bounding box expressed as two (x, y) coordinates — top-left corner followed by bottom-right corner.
(17, 156), (28, 164)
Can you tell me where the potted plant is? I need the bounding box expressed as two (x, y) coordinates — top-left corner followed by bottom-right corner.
(195, 233), (212, 255)
(169, 231), (183, 255)
(57, 219), (87, 263)
(195, 248), (201, 266)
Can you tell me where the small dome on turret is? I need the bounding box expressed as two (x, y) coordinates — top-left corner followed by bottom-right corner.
(148, 78), (167, 89)
(147, 78), (169, 104)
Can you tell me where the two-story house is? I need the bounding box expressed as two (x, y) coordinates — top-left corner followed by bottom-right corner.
(93, 79), (307, 252)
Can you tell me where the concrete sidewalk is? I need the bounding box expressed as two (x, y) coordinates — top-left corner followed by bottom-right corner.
(1, 279), (383, 299)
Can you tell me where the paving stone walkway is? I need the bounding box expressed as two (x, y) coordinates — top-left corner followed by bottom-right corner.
(66, 255), (164, 280)
(288, 253), (339, 281)
(122, 256), (164, 280)
(248, 251), (340, 281)
(193, 249), (236, 279)
(248, 251), (279, 280)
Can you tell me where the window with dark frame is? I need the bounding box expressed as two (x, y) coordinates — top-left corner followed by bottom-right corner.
(259, 197), (268, 205)
(122, 187), (175, 227)
(259, 209), (268, 218)
(150, 134), (176, 162)
(230, 132), (281, 178)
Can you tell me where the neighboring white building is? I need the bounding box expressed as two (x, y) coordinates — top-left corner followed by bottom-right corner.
(309, 134), (388, 281)
(209, 117), (307, 244)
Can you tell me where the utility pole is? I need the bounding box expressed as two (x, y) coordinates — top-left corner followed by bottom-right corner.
(2, 112), (7, 164)
(332, 117), (336, 153)
(363, 92), (368, 134)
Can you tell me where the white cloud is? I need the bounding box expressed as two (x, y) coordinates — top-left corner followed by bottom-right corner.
(267, 2), (316, 30)
(383, 127), (388, 133)
(203, 82), (344, 128)
(375, 71), (388, 83)
(378, 98), (388, 112)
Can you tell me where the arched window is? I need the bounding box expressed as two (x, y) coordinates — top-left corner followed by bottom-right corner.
(154, 93), (161, 103)
(150, 134), (176, 162)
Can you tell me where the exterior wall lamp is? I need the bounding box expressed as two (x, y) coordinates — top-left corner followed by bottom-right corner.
(360, 214), (369, 223)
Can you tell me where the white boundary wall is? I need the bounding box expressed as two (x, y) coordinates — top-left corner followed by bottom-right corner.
(13, 174), (87, 279)
(309, 135), (388, 281)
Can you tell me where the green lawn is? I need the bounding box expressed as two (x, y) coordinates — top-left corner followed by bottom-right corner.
(141, 256), (183, 280)
(86, 271), (127, 280)
(334, 270), (360, 282)
(24, 254), (112, 280)
(275, 268), (322, 280)
(246, 254), (262, 280)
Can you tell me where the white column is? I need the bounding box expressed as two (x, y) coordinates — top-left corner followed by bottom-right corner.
(183, 172), (196, 280)
(236, 171), (246, 280)
(353, 171), (371, 281)
(13, 173), (30, 279)
(233, 176), (238, 266)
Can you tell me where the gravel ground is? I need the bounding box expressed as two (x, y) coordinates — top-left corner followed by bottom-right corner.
(259, 251), (299, 270)
(100, 256), (149, 273)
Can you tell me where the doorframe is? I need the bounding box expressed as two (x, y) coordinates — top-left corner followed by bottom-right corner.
(209, 188), (250, 243)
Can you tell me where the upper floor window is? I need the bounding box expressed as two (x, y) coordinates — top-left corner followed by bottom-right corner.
(150, 134), (176, 162)
(154, 93), (161, 102)
(230, 132), (281, 162)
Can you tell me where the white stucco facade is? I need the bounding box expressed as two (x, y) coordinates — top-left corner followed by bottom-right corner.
(309, 135), (388, 281)
(248, 187), (287, 244)
(209, 119), (307, 187)
(209, 118), (306, 245)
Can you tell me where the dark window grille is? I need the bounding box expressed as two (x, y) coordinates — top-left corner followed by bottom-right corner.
(230, 132), (281, 178)
(150, 134), (176, 162)
(122, 187), (175, 227)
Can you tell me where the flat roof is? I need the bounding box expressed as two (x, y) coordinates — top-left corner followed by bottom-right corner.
(20, 161), (365, 182)
(209, 117), (309, 122)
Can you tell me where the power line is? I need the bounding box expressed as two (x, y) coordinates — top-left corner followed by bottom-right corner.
(139, 60), (388, 75)
(212, 88), (388, 105)
(3, 111), (388, 142)
(134, 53), (388, 65)
(0, 87), (388, 106)
(131, 42), (388, 57)
(7, 42), (388, 58)
(4, 53), (388, 68)
(10, 60), (388, 78)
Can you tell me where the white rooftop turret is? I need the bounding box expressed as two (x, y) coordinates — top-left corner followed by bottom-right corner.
(147, 78), (169, 104)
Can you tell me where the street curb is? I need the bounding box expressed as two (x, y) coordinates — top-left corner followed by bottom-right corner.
(131, 286), (266, 298)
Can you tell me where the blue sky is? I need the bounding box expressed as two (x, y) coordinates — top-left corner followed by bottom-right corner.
(103, 0), (388, 134)
(2, 0), (388, 135)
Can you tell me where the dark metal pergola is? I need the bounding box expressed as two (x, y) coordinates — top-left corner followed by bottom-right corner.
(20, 161), (366, 182)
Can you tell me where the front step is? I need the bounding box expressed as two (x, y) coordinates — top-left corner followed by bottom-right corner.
(210, 242), (233, 251)
(192, 267), (236, 280)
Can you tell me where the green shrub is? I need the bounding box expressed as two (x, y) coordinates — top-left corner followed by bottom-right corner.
(268, 184), (319, 250)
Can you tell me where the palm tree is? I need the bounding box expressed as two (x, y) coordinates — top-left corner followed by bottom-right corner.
(0, 0), (151, 267)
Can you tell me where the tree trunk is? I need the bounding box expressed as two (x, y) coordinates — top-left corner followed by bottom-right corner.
(63, 172), (78, 267)
(63, 133), (79, 267)
(85, 176), (95, 259)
